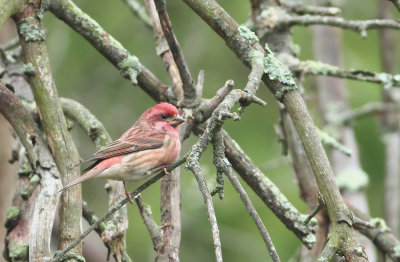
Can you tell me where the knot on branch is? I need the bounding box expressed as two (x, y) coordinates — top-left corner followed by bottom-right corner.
(17, 17), (46, 42)
(118, 55), (142, 85)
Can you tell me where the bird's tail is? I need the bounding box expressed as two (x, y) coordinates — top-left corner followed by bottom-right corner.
(59, 169), (101, 192)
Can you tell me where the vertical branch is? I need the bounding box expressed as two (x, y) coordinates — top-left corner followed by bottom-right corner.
(280, 107), (328, 261)
(378, 0), (400, 237)
(0, 83), (62, 261)
(143, 0), (184, 100)
(14, 5), (82, 256)
(158, 167), (182, 261)
(154, 0), (197, 105)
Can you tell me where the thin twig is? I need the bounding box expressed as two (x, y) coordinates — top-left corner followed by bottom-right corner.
(266, 11), (400, 37)
(52, 155), (187, 262)
(213, 131), (280, 262)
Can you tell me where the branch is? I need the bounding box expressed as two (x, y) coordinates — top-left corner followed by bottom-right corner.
(52, 155), (187, 262)
(281, 1), (341, 16)
(351, 206), (400, 261)
(212, 131), (281, 262)
(49, 0), (178, 103)
(154, 0), (197, 105)
(122, 0), (153, 29)
(294, 60), (400, 88)
(334, 102), (400, 124)
(14, 5), (83, 255)
(258, 7), (400, 37)
(0, 83), (62, 261)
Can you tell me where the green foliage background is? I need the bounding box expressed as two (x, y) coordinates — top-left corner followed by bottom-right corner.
(38, 0), (400, 260)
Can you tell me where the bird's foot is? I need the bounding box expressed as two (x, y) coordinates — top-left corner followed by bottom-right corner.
(162, 166), (170, 176)
(123, 181), (134, 205)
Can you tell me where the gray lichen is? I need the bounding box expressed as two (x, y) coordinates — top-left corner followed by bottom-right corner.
(22, 63), (36, 76)
(18, 17), (45, 42)
(118, 55), (142, 85)
(238, 25), (259, 42)
(263, 45), (296, 99)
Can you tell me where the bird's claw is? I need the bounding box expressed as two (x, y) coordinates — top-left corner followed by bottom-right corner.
(162, 166), (170, 176)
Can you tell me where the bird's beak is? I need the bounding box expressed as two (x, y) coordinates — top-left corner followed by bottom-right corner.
(169, 114), (185, 127)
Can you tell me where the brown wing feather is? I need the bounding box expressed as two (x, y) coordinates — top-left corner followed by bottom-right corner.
(81, 127), (166, 166)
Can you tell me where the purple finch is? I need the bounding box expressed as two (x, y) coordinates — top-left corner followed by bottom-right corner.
(60, 102), (185, 202)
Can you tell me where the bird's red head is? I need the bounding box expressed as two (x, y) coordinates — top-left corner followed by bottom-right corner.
(143, 103), (185, 132)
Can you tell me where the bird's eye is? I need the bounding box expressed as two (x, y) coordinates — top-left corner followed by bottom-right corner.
(161, 114), (168, 119)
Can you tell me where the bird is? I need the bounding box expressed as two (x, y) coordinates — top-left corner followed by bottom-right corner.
(60, 102), (185, 203)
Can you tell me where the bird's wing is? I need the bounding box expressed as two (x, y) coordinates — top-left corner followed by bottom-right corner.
(80, 128), (166, 170)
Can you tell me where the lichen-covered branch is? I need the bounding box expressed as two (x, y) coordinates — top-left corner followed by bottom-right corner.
(294, 60), (400, 88)
(14, 5), (83, 257)
(351, 206), (400, 261)
(0, 83), (62, 261)
(154, 0), (197, 105)
(49, 0), (178, 103)
(60, 98), (131, 262)
(258, 7), (400, 37)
